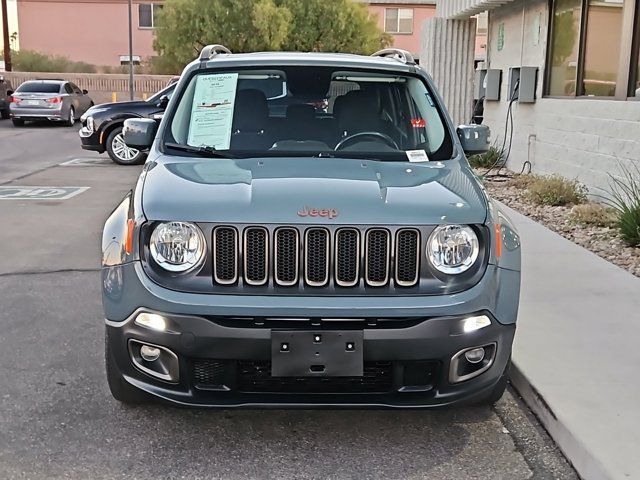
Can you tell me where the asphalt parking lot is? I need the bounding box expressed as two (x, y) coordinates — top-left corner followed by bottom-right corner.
(0, 119), (578, 479)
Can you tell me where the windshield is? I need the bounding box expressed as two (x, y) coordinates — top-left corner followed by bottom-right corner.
(16, 82), (61, 94)
(165, 66), (452, 161)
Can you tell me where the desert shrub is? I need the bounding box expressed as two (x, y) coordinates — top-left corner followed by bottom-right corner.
(468, 145), (504, 169)
(569, 203), (617, 227)
(6, 50), (96, 73)
(605, 163), (640, 247)
(508, 174), (536, 190)
(527, 175), (588, 206)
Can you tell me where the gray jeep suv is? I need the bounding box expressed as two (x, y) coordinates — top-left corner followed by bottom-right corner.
(102, 45), (521, 408)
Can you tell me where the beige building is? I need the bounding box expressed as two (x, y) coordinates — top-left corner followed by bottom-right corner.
(435, 0), (640, 192)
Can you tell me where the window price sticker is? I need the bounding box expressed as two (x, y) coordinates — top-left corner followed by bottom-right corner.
(406, 150), (430, 163)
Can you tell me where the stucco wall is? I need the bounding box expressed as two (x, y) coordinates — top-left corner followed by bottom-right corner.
(16, 0), (156, 67)
(482, 0), (640, 192)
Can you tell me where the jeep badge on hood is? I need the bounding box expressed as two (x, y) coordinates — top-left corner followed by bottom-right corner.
(297, 206), (339, 219)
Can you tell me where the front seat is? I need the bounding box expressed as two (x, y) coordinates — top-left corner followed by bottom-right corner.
(231, 89), (272, 150)
(336, 90), (392, 139)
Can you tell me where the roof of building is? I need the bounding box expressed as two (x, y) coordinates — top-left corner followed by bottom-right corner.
(358, 0), (436, 4)
(437, 0), (515, 19)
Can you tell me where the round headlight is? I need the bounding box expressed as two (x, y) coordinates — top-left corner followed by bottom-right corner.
(150, 221), (206, 272)
(427, 225), (479, 274)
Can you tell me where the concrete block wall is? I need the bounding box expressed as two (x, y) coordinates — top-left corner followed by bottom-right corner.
(482, 0), (640, 193)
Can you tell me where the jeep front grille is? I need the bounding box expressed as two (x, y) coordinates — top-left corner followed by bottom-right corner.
(275, 228), (299, 286)
(335, 228), (360, 287)
(244, 227), (268, 285)
(213, 227), (238, 284)
(395, 229), (420, 286)
(212, 226), (421, 288)
(365, 229), (391, 287)
(305, 228), (330, 286)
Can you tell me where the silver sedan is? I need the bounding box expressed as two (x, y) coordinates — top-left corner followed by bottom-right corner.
(9, 79), (94, 127)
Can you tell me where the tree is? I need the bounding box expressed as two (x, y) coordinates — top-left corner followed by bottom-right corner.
(153, 0), (391, 73)
(278, 0), (391, 54)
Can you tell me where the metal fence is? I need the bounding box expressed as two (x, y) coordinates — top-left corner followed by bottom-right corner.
(0, 72), (174, 103)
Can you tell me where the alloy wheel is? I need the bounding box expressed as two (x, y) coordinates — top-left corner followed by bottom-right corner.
(112, 133), (140, 163)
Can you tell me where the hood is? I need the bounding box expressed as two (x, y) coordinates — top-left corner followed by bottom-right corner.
(141, 156), (488, 225)
(88, 100), (149, 113)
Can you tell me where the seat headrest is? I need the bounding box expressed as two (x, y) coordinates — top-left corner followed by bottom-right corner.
(337, 91), (379, 134)
(286, 104), (316, 124)
(233, 89), (268, 132)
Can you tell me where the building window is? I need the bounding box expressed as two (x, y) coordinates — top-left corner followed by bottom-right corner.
(385, 8), (413, 34)
(546, 0), (635, 98)
(139, 3), (163, 29)
(583, 0), (624, 96)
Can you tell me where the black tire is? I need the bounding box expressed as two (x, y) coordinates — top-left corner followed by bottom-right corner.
(105, 330), (150, 405)
(1, 109), (9, 119)
(105, 126), (146, 165)
(476, 359), (510, 406)
(12, 118), (25, 127)
(66, 106), (75, 127)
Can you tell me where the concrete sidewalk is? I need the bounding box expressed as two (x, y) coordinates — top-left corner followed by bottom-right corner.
(504, 205), (640, 480)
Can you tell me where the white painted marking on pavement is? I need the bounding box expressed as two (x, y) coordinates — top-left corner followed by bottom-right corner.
(0, 186), (90, 200)
(59, 158), (112, 166)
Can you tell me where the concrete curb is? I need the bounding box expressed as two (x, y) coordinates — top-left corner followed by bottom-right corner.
(509, 361), (610, 480)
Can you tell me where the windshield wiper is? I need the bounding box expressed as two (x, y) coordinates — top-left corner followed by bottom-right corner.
(164, 143), (237, 159)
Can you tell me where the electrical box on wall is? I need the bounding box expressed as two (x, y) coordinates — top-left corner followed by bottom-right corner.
(519, 67), (539, 103)
(474, 69), (487, 100)
(508, 66), (538, 103)
(484, 69), (502, 101)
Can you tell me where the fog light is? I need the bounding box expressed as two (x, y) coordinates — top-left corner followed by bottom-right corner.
(140, 345), (161, 362)
(135, 312), (166, 332)
(462, 315), (491, 333)
(464, 347), (485, 364)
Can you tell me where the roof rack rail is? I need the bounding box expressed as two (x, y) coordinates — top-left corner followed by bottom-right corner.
(199, 44), (232, 61)
(371, 48), (416, 65)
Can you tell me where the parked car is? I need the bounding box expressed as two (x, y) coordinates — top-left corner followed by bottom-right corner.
(103, 45), (521, 408)
(9, 79), (93, 127)
(0, 75), (12, 119)
(79, 83), (175, 165)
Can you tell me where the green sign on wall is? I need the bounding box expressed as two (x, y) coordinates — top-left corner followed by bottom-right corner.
(497, 23), (505, 51)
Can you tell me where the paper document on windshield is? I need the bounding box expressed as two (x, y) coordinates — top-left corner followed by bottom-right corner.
(406, 150), (430, 162)
(187, 73), (239, 150)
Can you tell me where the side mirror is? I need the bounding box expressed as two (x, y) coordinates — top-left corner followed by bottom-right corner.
(82, 89), (89, 94)
(123, 118), (157, 150)
(156, 95), (170, 109)
(457, 124), (490, 155)
(6, 90), (13, 96)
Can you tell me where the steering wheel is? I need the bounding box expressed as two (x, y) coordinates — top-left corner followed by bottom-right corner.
(334, 132), (400, 151)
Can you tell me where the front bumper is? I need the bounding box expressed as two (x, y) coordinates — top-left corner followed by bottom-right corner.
(79, 126), (104, 152)
(108, 310), (514, 408)
(104, 262), (519, 408)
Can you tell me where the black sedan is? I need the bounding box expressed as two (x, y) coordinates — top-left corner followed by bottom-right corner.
(79, 84), (174, 165)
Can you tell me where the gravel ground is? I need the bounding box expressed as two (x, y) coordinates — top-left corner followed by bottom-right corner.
(480, 171), (640, 278)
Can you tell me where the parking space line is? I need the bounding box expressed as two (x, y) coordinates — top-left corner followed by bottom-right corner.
(60, 158), (113, 167)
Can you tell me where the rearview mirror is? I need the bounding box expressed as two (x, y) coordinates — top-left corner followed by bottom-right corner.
(123, 118), (157, 150)
(82, 89), (89, 94)
(156, 95), (170, 109)
(457, 124), (490, 155)
(6, 90), (13, 96)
